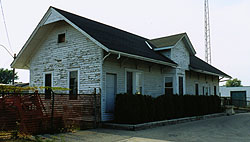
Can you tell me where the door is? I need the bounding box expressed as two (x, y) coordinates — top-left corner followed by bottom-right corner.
(45, 74), (52, 99)
(106, 73), (117, 113)
(231, 91), (246, 107)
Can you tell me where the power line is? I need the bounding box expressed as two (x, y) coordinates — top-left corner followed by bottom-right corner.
(0, 44), (13, 58)
(0, 0), (14, 54)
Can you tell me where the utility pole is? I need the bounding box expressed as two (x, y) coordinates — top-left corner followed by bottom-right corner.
(12, 53), (16, 85)
(0, 44), (15, 85)
(204, 0), (212, 64)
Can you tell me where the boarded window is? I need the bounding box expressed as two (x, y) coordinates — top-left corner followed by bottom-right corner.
(58, 33), (65, 43)
(69, 71), (78, 99)
(126, 72), (133, 94)
(165, 77), (173, 95)
(45, 74), (52, 99)
(195, 83), (199, 96)
(179, 76), (183, 95)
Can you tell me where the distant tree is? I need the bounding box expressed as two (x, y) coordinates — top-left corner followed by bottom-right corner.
(225, 78), (242, 87)
(0, 68), (18, 84)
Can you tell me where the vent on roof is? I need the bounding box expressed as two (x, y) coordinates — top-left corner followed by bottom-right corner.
(58, 33), (65, 43)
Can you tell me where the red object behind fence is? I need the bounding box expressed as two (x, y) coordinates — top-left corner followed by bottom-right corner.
(0, 92), (100, 134)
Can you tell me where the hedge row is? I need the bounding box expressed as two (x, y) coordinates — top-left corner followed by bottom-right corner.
(114, 94), (222, 124)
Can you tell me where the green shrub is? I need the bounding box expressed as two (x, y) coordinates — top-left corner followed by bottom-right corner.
(114, 94), (222, 124)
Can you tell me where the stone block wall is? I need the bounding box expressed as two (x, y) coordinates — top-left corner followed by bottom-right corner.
(29, 21), (102, 94)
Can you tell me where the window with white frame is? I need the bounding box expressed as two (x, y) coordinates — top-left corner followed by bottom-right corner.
(126, 71), (143, 94)
(164, 77), (173, 95)
(69, 70), (78, 95)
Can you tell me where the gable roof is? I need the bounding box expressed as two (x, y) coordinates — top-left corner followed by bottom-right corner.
(52, 7), (177, 66)
(190, 55), (231, 78)
(148, 33), (196, 55)
(11, 7), (230, 78)
(149, 33), (185, 48)
(11, 7), (177, 69)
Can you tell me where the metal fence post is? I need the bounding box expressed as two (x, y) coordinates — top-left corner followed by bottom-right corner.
(93, 88), (97, 128)
(51, 91), (55, 133)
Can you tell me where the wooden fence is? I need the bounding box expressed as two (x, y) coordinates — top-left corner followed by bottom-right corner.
(0, 91), (101, 134)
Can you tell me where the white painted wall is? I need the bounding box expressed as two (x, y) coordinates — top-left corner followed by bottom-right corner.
(158, 39), (220, 96)
(186, 71), (219, 95)
(163, 40), (191, 95)
(29, 21), (102, 94)
(27, 19), (221, 122)
(101, 55), (177, 121)
(170, 40), (190, 70)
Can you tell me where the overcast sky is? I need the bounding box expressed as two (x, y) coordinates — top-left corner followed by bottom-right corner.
(0, 0), (249, 85)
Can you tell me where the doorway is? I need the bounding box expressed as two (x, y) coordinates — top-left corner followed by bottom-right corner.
(106, 73), (117, 113)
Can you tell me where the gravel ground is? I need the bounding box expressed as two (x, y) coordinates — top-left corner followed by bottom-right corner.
(43, 113), (250, 142)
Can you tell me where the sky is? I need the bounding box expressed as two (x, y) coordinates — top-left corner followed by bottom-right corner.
(0, 0), (249, 85)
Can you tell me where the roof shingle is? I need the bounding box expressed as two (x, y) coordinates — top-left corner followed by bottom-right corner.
(53, 7), (176, 65)
(190, 56), (231, 77)
(148, 33), (186, 48)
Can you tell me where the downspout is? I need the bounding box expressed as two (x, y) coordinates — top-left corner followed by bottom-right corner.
(102, 53), (111, 64)
(100, 52), (111, 121)
(117, 53), (121, 59)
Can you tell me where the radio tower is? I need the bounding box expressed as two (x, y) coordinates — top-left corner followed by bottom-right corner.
(204, 0), (211, 64)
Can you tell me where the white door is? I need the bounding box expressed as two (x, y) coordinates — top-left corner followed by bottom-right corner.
(106, 73), (116, 113)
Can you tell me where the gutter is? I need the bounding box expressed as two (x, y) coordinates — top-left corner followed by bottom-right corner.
(189, 67), (231, 78)
(109, 49), (177, 67)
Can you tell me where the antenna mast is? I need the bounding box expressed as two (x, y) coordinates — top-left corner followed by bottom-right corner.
(204, 0), (211, 64)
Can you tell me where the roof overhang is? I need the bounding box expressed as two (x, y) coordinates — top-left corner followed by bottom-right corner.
(181, 34), (196, 55)
(11, 7), (177, 70)
(152, 33), (196, 56)
(109, 50), (177, 67)
(153, 46), (174, 51)
(11, 7), (110, 69)
(190, 67), (232, 78)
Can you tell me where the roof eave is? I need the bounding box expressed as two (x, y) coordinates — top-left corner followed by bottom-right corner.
(153, 46), (174, 51)
(11, 8), (54, 69)
(109, 49), (177, 67)
(190, 66), (231, 78)
(178, 34), (196, 55)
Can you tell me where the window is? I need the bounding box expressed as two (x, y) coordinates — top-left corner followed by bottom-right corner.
(209, 87), (211, 95)
(203, 87), (209, 96)
(206, 87), (208, 96)
(45, 74), (52, 99)
(165, 77), (173, 95)
(69, 71), (78, 99)
(214, 86), (217, 96)
(126, 71), (143, 94)
(127, 72), (133, 94)
(195, 83), (199, 96)
(58, 33), (65, 43)
(202, 86), (204, 95)
(179, 76), (183, 95)
(135, 72), (142, 94)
